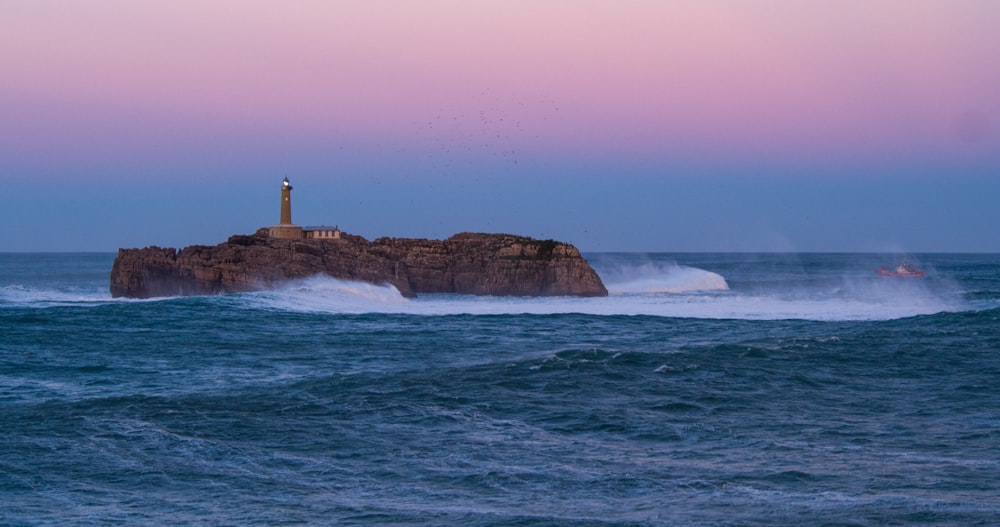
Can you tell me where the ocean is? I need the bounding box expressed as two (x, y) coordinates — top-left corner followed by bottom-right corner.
(2, 252), (998, 526)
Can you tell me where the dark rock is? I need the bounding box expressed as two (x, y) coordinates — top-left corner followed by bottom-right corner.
(110, 231), (608, 299)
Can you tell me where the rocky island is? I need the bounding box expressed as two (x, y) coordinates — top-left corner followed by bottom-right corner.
(110, 230), (608, 299)
(110, 178), (607, 299)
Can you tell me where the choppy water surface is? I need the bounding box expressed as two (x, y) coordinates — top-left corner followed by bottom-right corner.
(2, 252), (999, 525)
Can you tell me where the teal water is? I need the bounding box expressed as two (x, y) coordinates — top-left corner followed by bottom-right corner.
(2, 253), (999, 525)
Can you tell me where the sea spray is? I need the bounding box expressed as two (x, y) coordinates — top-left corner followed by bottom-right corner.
(591, 258), (730, 294)
(230, 271), (960, 321)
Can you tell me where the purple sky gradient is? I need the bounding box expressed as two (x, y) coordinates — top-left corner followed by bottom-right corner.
(2, 1), (998, 251)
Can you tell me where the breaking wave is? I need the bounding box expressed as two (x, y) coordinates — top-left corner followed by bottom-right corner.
(0, 284), (113, 307)
(240, 276), (410, 314)
(595, 260), (730, 294)
(1, 256), (968, 322)
(236, 271), (961, 322)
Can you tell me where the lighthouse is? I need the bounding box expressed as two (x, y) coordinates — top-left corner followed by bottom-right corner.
(280, 177), (293, 225)
(267, 177), (304, 239)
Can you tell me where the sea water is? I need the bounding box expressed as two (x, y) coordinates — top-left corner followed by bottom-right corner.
(2, 252), (999, 525)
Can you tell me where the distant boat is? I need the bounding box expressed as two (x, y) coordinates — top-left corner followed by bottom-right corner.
(877, 263), (925, 277)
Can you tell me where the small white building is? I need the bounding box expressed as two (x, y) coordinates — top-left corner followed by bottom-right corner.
(303, 226), (342, 240)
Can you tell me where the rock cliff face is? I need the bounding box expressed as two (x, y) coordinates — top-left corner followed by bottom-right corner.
(110, 230), (608, 299)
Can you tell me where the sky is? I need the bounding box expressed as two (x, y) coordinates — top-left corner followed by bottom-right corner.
(2, 0), (998, 252)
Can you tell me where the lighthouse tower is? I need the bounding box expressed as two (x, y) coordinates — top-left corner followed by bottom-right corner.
(267, 177), (304, 239)
(279, 177), (293, 224)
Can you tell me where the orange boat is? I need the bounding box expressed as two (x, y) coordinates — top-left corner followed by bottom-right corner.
(877, 263), (925, 277)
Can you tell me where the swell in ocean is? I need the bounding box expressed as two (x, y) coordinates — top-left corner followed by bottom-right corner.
(3, 252), (1000, 525)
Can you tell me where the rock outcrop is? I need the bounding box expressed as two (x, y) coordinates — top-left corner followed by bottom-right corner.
(110, 230), (608, 299)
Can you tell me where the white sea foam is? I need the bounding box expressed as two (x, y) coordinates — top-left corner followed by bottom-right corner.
(0, 284), (113, 306)
(600, 261), (730, 294)
(243, 276), (410, 314)
(240, 266), (963, 321)
(1, 255), (962, 320)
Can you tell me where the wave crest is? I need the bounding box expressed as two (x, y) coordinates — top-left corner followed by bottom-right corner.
(597, 261), (730, 294)
(1, 284), (112, 306)
(244, 276), (409, 314)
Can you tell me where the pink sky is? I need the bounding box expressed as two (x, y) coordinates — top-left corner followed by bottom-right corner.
(2, 1), (1000, 252)
(3, 0), (998, 174)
